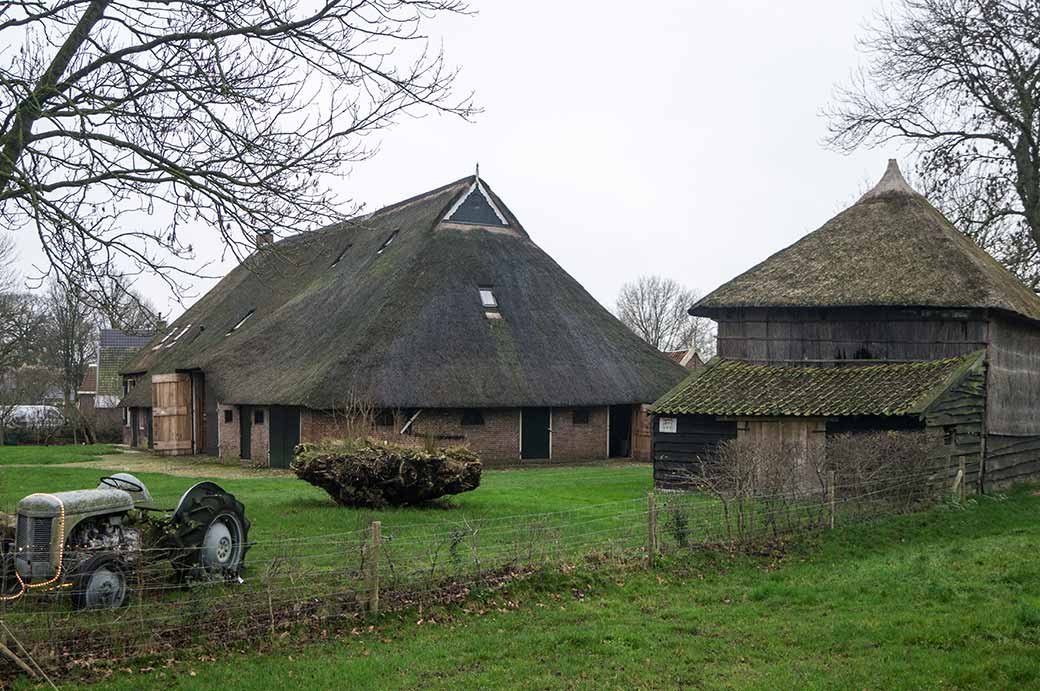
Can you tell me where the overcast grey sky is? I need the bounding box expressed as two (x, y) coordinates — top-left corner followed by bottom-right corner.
(13, 0), (897, 319)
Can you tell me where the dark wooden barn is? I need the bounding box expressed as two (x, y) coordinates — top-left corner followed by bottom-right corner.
(651, 160), (1040, 492)
(119, 174), (686, 466)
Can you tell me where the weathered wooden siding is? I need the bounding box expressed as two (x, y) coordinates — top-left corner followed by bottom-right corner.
(924, 368), (986, 492)
(985, 435), (1040, 488)
(987, 314), (1040, 436)
(715, 307), (987, 363)
(651, 415), (737, 489)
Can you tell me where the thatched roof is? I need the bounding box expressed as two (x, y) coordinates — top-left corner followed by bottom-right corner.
(692, 160), (1040, 322)
(122, 176), (685, 409)
(651, 350), (984, 417)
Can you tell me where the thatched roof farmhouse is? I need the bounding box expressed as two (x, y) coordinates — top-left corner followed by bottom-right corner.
(651, 161), (1040, 491)
(121, 175), (686, 466)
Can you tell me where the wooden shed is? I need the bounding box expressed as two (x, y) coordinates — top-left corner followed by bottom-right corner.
(651, 160), (1040, 492)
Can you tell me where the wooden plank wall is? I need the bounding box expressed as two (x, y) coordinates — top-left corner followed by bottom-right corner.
(985, 435), (1040, 488)
(651, 415), (737, 489)
(716, 307), (987, 363)
(924, 368), (986, 491)
(987, 315), (1040, 436)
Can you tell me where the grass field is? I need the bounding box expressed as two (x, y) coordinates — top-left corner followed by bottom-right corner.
(0, 443), (120, 466)
(4, 446), (1039, 689)
(75, 487), (1040, 690)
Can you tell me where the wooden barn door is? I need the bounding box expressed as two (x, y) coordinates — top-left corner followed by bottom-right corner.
(521, 407), (551, 459)
(151, 373), (193, 456)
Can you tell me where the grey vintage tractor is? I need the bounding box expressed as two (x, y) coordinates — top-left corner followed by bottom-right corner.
(2, 473), (250, 609)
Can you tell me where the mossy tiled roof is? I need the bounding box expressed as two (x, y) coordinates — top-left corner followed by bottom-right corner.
(651, 351), (985, 417)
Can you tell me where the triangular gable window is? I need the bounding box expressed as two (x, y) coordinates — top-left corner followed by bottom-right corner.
(446, 182), (508, 227)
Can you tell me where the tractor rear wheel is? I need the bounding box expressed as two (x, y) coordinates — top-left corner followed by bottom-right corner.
(170, 488), (250, 581)
(71, 552), (129, 609)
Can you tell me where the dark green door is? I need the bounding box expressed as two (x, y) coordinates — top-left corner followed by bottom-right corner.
(146, 410), (154, 449)
(609, 405), (632, 458)
(269, 406), (300, 469)
(130, 409), (139, 447)
(239, 405), (252, 460)
(521, 407), (551, 459)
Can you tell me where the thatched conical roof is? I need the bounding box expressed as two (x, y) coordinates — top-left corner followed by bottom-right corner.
(122, 176), (685, 408)
(692, 160), (1040, 322)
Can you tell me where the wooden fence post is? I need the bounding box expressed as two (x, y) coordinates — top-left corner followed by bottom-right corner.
(828, 470), (836, 530)
(368, 520), (381, 616)
(647, 492), (657, 568)
(958, 457), (967, 504)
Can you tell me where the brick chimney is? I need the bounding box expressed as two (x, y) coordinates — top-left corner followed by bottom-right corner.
(255, 231), (273, 249)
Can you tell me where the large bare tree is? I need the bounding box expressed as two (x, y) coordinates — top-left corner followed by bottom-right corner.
(616, 275), (715, 357)
(826, 0), (1040, 290)
(0, 0), (475, 307)
(41, 279), (96, 410)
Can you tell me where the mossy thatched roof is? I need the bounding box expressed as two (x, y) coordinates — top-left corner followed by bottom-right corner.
(122, 176), (685, 409)
(651, 350), (984, 417)
(692, 161), (1040, 322)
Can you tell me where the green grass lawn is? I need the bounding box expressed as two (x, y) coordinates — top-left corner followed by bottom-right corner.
(77, 487), (1040, 690)
(0, 443), (120, 466)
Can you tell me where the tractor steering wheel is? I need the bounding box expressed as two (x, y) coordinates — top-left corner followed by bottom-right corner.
(100, 476), (144, 493)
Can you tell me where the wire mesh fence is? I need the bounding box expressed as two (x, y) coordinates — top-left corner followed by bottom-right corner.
(0, 468), (954, 680)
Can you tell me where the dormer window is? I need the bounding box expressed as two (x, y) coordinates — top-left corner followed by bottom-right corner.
(152, 328), (177, 351)
(226, 310), (255, 336)
(479, 287), (497, 309)
(377, 230), (398, 255)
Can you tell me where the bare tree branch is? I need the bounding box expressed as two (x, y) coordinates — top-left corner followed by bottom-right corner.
(616, 275), (716, 356)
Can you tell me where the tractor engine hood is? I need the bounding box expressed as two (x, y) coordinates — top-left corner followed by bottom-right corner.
(18, 489), (134, 518)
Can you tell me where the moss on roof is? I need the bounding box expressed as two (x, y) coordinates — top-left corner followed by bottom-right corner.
(693, 161), (1040, 322)
(122, 176), (686, 409)
(650, 351), (985, 417)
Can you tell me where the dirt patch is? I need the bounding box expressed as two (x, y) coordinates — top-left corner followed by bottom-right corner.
(47, 450), (294, 480)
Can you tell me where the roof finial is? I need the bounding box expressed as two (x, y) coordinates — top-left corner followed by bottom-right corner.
(858, 158), (918, 202)
(475, 162), (480, 183)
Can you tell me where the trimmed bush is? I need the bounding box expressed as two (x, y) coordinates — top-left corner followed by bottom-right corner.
(291, 437), (482, 508)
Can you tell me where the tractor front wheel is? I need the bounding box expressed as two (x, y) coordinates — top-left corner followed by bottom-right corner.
(71, 552), (130, 609)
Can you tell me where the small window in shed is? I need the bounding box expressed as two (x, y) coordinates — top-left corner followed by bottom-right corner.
(254, 409), (264, 425)
(226, 310), (255, 336)
(224, 409), (233, 424)
(478, 287), (497, 308)
(375, 409), (395, 427)
(377, 230), (398, 255)
(461, 409), (485, 426)
(572, 408), (591, 425)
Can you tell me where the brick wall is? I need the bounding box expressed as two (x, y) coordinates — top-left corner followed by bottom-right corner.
(302, 407), (526, 461)
(551, 407), (609, 459)
(217, 404), (237, 460)
(216, 404), (271, 465)
(299, 406), (621, 461)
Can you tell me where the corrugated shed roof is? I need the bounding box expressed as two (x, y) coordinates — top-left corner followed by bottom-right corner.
(692, 161), (1040, 322)
(651, 351), (985, 417)
(121, 175), (687, 408)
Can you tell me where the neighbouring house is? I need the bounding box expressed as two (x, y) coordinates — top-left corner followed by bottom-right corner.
(651, 160), (1040, 492)
(119, 175), (686, 466)
(77, 329), (155, 441)
(664, 347), (704, 369)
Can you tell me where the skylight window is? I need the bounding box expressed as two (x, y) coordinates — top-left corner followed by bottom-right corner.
(479, 288), (497, 308)
(152, 328), (177, 351)
(377, 231), (398, 255)
(330, 244), (352, 268)
(226, 310), (254, 336)
(164, 323), (192, 348)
